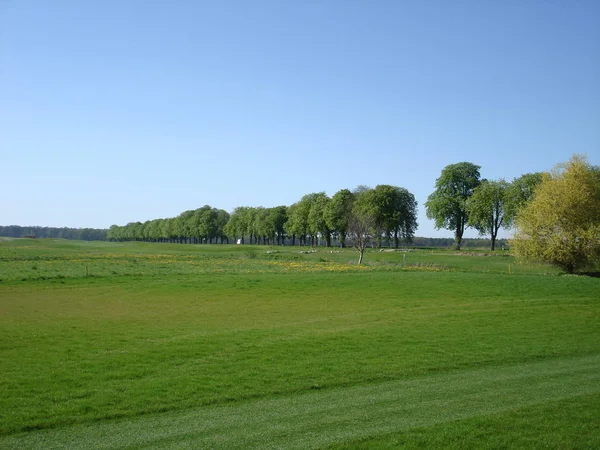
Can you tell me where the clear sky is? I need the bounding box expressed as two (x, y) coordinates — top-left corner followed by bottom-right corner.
(2, 0), (599, 238)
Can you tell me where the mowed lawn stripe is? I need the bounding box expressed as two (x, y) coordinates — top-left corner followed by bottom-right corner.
(3, 353), (599, 450)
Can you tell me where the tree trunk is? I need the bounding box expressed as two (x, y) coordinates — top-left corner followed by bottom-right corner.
(394, 230), (399, 249)
(358, 249), (364, 265)
(454, 229), (463, 250)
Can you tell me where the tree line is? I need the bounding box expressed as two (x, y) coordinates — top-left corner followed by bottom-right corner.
(4, 155), (596, 271)
(107, 185), (420, 259)
(0, 225), (107, 241)
(0, 223), (504, 249)
(105, 168), (541, 256)
(107, 163), (541, 257)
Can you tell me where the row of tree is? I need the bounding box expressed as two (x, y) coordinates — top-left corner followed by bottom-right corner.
(107, 185), (419, 261)
(0, 226), (107, 241)
(5, 156), (596, 271)
(108, 205), (230, 244)
(0, 223), (506, 249)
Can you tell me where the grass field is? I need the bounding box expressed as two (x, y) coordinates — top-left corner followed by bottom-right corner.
(0, 239), (598, 448)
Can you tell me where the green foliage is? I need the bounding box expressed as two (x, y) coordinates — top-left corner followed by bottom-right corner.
(467, 179), (510, 250)
(504, 172), (544, 221)
(368, 184), (418, 248)
(285, 193), (322, 245)
(511, 155), (600, 273)
(307, 192), (332, 247)
(425, 162), (481, 249)
(0, 225), (108, 240)
(347, 188), (378, 264)
(324, 189), (354, 247)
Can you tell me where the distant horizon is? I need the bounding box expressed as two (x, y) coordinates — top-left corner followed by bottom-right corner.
(0, 223), (513, 243)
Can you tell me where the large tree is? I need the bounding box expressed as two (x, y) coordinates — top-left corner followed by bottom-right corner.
(504, 172), (544, 221)
(307, 193), (332, 247)
(223, 208), (244, 243)
(511, 155), (600, 273)
(366, 185), (418, 248)
(215, 209), (230, 244)
(324, 189), (354, 247)
(468, 173), (543, 251)
(175, 210), (196, 243)
(285, 193), (319, 246)
(269, 206), (288, 245)
(425, 162), (481, 250)
(394, 188), (418, 247)
(467, 179), (510, 251)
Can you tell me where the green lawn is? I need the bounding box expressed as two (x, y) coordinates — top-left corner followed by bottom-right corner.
(0, 239), (598, 448)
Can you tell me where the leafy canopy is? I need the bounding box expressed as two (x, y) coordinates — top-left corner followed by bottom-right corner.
(425, 162), (481, 249)
(467, 179), (510, 250)
(511, 155), (600, 273)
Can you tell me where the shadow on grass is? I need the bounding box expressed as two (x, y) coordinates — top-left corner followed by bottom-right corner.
(580, 272), (600, 278)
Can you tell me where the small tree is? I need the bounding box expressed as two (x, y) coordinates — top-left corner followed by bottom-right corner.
(347, 188), (376, 264)
(347, 211), (375, 265)
(511, 155), (600, 273)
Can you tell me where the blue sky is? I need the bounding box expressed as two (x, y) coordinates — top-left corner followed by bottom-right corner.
(2, 0), (599, 238)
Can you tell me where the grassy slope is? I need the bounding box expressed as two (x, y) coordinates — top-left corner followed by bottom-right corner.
(2, 356), (599, 449)
(0, 240), (598, 447)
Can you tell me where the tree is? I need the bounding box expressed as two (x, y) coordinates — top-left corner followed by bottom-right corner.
(307, 193), (332, 247)
(215, 209), (230, 243)
(347, 187), (377, 264)
(467, 179), (510, 251)
(285, 194), (318, 246)
(284, 203), (303, 246)
(161, 218), (176, 243)
(361, 186), (391, 248)
(175, 210), (195, 243)
(425, 162), (481, 250)
(325, 189), (354, 247)
(367, 185), (418, 248)
(504, 172), (544, 221)
(511, 155), (600, 273)
(225, 207), (249, 243)
(270, 206), (288, 245)
(147, 219), (163, 242)
(393, 187), (418, 247)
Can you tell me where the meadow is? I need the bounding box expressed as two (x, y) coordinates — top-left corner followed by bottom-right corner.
(0, 238), (598, 448)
